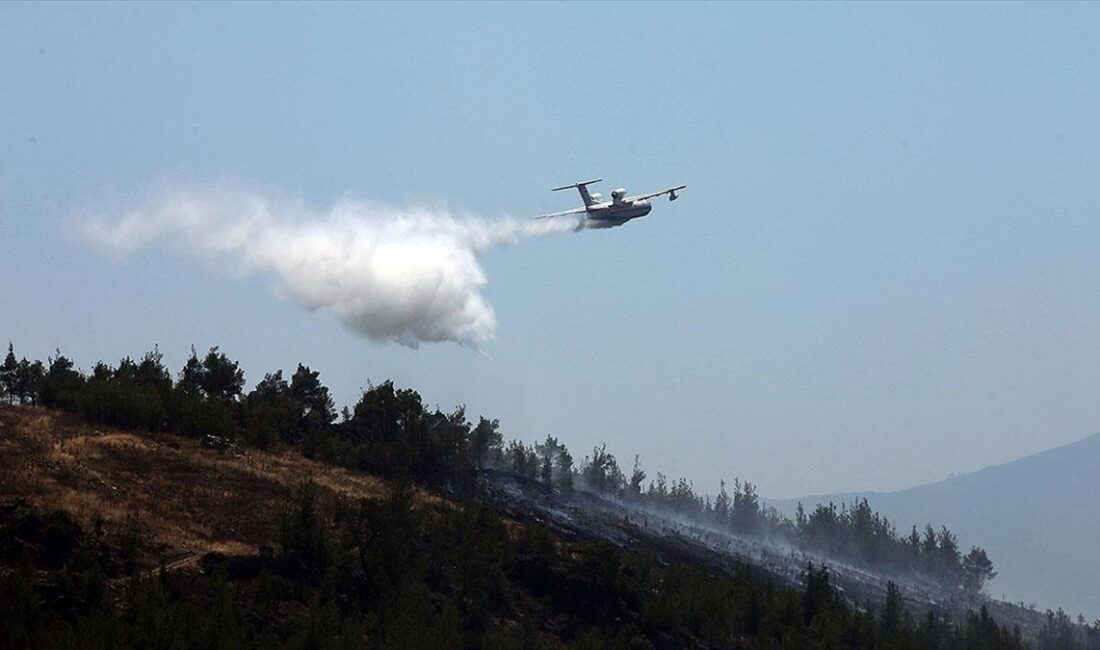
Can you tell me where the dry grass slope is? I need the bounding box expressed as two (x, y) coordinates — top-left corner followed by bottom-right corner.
(0, 406), (392, 570)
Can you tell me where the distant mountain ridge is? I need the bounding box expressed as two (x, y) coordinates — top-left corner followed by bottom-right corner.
(767, 432), (1100, 617)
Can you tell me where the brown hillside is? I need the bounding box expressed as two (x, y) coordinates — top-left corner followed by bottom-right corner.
(0, 406), (391, 570)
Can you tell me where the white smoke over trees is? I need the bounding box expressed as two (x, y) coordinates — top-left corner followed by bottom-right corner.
(80, 184), (580, 347)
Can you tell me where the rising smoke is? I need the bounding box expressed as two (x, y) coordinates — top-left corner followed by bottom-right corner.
(80, 184), (581, 347)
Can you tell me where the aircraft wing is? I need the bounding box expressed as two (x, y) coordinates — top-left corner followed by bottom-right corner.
(532, 206), (588, 220)
(625, 184), (687, 203)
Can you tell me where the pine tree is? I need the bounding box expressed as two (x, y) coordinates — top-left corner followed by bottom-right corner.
(177, 345), (203, 394)
(40, 350), (82, 409)
(534, 435), (560, 484)
(15, 358), (44, 405)
(471, 417), (503, 469)
(715, 480), (733, 526)
(0, 343), (17, 403)
(556, 448), (574, 492)
(199, 346), (245, 402)
(962, 546), (997, 593)
(628, 455), (646, 499)
(937, 526), (963, 586)
(290, 363), (335, 442)
(880, 581), (904, 639)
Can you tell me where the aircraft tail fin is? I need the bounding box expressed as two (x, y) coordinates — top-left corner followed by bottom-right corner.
(551, 178), (603, 207)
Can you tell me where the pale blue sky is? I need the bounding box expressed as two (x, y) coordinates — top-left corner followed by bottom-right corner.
(3, 2), (1099, 498)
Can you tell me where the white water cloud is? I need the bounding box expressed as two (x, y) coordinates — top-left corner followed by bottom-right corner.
(80, 184), (579, 347)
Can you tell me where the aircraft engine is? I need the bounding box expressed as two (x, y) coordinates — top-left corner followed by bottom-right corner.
(611, 188), (627, 205)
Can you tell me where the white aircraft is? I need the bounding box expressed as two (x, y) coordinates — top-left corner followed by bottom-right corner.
(536, 178), (686, 229)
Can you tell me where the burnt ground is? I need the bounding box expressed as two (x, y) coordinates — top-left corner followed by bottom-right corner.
(480, 469), (1051, 640)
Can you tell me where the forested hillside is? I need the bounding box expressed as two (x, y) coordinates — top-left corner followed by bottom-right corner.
(1, 342), (1093, 648)
(769, 432), (1100, 621)
(0, 343), (995, 594)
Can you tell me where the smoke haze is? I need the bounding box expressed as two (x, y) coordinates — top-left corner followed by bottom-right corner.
(80, 185), (580, 347)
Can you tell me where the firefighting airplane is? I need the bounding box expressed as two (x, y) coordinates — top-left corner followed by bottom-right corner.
(534, 178), (686, 230)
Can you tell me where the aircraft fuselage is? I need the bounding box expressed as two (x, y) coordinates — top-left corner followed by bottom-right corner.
(582, 199), (653, 229)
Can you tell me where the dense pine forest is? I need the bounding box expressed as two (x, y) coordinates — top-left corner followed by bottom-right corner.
(2, 342), (1098, 648)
